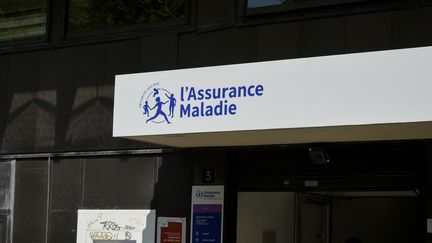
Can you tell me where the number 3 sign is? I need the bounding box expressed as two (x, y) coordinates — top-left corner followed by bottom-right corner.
(202, 168), (216, 184)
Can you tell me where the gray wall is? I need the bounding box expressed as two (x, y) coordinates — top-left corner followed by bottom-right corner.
(1, 4), (432, 154)
(7, 153), (192, 243)
(1, 1), (432, 242)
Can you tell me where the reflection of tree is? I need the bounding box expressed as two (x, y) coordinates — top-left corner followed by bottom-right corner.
(69, 0), (185, 31)
(0, 0), (46, 12)
(0, 0), (47, 41)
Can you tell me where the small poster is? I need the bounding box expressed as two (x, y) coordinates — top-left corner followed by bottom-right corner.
(76, 209), (156, 243)
(157, 217), (186, 243)
(190, 185), (224, 243)
(427, 218), (432, 233)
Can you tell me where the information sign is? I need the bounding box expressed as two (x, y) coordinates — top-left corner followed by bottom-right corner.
(191, 186), (224, 243)
(157, 217), (186, 243)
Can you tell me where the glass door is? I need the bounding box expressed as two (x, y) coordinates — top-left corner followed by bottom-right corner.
(296, 193), (331, 243)
(237, 192), (296, 243)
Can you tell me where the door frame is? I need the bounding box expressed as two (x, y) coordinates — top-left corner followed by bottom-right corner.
(295, 192), (332, 243)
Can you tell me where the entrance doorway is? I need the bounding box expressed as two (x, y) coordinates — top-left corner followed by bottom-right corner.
(236, 191), (420, 243)
(297, 193), (331, 243)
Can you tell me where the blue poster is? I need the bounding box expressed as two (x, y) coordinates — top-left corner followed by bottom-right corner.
(192, 205), (222, 243)
(191, 186), (224, 243)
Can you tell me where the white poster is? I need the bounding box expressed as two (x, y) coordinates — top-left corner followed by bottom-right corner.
(191, 186), (224, 243)
(76, 209), (156, 243)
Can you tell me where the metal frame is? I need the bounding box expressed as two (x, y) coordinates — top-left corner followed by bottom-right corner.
(236, 0), (424, 27)
(0, 149), (172, 242)
(0, 148), (173, 160)
(0, 214), (7, 243)
(0, 160), (15, 243)
(295, 192), (332, 243)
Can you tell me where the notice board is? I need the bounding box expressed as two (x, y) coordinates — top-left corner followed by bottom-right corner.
(76, 209), (156, 243)
(190, 186), (224, 243)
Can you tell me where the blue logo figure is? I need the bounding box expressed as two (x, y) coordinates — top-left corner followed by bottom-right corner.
(143, 101), (150, 117)
(146, 97), (171, 124)
(165, 93), (177, 118)
(153, 88), (159, 97)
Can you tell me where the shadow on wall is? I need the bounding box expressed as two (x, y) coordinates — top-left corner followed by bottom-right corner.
(0, 85), (154, 153)
(150, 153), (193, 242)
(64, 85), (114, 147)
(2, 90), (57, 151)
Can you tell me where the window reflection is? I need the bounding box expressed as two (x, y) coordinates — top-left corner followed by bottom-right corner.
(247, 0), (286, 8)
(0, 0), (47, 42)
(68, 0), (185, 32)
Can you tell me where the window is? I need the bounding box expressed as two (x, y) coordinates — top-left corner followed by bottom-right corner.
(247, 0), (286, 8)
(68, 0), (186, 32)
(245, 0), (371, 15)
(0, 0), (47, 42)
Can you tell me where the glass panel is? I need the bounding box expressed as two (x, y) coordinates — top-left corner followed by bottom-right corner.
(0, 162), (13, 210)
(13, 160), (48, 243)
(0, 215), (6, 243)
(246, 0), (372, 13)
(237, 192), (296, 243)
(247, 0), (286, 8)
(69, 0), (186, 32)
(0, 0), (47, 42)
(300, 203), (326, 243)
(332, 197), (420, 243)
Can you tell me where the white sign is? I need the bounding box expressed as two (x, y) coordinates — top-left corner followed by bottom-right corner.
(76, 209), (156, 243)
(427, 218), (432, 233)
(191, 186), (224, 243)
(113, 46), (432, 138)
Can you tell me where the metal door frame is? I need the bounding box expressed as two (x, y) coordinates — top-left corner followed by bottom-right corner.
(0, 160), (15, 243)
(295, 192), (332, 243)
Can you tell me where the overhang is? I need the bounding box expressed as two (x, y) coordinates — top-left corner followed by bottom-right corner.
(113, 46), (432, 147)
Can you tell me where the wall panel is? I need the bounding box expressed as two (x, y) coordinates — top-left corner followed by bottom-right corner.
(13, 160), (48, 243)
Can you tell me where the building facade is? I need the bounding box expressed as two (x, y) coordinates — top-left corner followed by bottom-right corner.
(1, 0), (432, 242)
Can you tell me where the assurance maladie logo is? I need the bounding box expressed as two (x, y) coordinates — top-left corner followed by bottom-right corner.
(195, 190), (221, 200)
(139, 82), (265, 125)
(139, 82), (176, 124)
